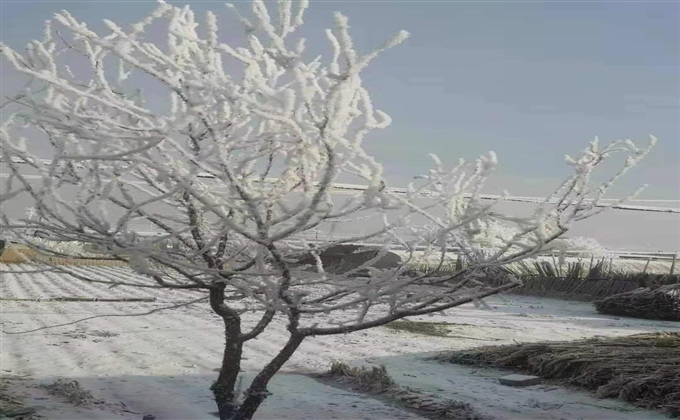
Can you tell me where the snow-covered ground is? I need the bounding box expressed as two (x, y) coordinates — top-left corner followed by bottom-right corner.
(1, 264), (678, 419)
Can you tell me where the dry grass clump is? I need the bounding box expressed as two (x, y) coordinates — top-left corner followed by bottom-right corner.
(0, 245), (125, 267)
(0, 246), (34, 264)
(434, 332), (680, 417)
(40, 379), (100, 406)
(328, 361), (398, 393)
(414, 256), (678, 301)
(384, 320), (452, 337)
(325, 361), (488, 420)
(0, 240), (126, 267)
(594, 285), (680, 321)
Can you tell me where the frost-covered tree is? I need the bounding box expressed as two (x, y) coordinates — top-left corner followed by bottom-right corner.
(562, 236), (610, 255)
(414, 216), (522, 251)
(0, 1), (656, 419)
(414, 218), (614, 260)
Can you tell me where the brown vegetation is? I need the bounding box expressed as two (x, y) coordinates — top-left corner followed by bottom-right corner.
(434, 332), (680, 417)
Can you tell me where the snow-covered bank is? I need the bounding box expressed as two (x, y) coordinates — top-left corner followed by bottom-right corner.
(2, 265), (678, 419)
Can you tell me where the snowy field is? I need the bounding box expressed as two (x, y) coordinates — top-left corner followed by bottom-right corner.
(2, 264), (679, 419)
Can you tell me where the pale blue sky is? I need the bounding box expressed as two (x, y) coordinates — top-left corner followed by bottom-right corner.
(1, 0), (679, 199)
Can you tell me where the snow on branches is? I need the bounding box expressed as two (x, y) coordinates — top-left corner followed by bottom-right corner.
(0, 2), (658, 418)
(0, 0), (655, 332)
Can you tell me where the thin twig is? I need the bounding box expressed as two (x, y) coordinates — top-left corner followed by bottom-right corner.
(2, 296), (208, 335)
(1, 297), (156, 302)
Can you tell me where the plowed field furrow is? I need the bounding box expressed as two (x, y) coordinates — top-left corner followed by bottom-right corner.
(0, 265), (17, 298)
(45, 268), (151, 302)
(2, 269), (225, 373)
(68, 266), (165, 299)
(5, 268), (48, 299)
(78, 265), (202, 301)
(2, 272), (91, 375)
(3, 298), (219, 377)
(41, 270), (117, 301)
(4, 267), (679, 420)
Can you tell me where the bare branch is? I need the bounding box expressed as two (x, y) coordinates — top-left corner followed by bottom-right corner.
(2, 296), (209, 335)
(0, 1), (657, 418)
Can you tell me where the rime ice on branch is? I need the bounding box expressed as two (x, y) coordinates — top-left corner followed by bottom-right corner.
(0, 1), (656, 419)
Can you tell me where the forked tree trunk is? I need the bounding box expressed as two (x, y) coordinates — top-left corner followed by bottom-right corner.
(212, 328), (244, 419)
(231, 333), (305, 420)
(209, 286), (244, 420)
(208, 284), (306, 420)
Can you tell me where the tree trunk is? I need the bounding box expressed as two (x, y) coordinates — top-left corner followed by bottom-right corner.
(209, 285), (244, 420)
(231, 333), (305, 420)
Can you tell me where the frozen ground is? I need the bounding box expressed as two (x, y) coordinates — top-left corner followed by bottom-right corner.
(1, 264), (678, 419)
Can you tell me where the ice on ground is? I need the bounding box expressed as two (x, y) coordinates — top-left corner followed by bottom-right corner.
(2, 264), (678, 419)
